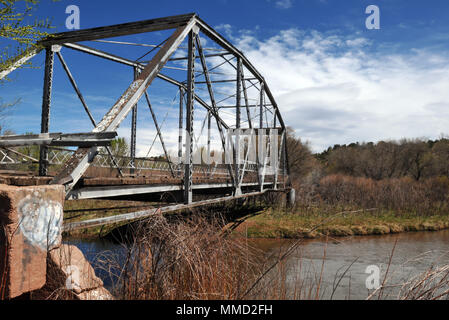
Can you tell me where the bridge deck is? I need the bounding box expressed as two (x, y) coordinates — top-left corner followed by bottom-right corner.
(0, 169), (286, 200)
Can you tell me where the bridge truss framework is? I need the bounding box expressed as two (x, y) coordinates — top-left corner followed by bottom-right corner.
(0, 13), (292, 218)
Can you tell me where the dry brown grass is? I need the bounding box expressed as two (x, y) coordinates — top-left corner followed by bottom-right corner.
(397, 265), (449, 300)
(296, 174), (449, 216)
(97, 213), (267, 300)
(94, 207), (371, 300)
(92, 216), (332, 300)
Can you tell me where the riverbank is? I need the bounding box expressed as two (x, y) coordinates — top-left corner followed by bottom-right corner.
(232, 207), (449, 239)
(63, 199), (449, 240)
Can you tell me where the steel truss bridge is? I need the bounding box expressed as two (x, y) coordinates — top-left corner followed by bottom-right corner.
(0, 13), (292, 230)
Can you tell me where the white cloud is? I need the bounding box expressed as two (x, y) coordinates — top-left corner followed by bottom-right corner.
(223, 28), (449, 152)
(214, 24), (233, 39)
(112, 27), (449, 157)
(275, 0), (293, 9)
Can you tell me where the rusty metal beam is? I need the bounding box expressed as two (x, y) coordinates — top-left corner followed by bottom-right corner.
(130, 68), (139, 173)
(62, 190), (268, 231)
(0, 147), (39, 163)
(39, 47), (55, 176)
(217, 104), (273, 109)
(194, 78), (257, 85)
(40, 13), (196, 46)
(56, 51), (96, 126)
(235, 56), (242, 194)
(240, 66), (253, 129)
(63, 43), (141, 67)
(184, 28), (197, 204)
(169, 52), (232, 61)
(0, 132), (117, 147)
(178, 87), (184, 168)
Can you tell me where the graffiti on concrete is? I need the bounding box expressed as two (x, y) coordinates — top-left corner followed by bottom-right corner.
(17, 194), (63, 250)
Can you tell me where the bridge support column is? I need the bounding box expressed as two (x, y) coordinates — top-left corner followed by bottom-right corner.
(0, 184), (64, 299)
(39, 46), (57, 177)
(0, 184), (113, 300)
(272, 128), (279, 190)
(234, 57), (242, 196)
(258, 83), (265, 192)
(184, 27), (198, 204)
(178, 87), (184, 173)
(130, 68), (139, 174)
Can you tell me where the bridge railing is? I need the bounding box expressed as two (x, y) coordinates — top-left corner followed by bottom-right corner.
(0, 146), (280, 182)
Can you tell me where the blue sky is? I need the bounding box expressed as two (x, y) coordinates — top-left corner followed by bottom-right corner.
(2, 0), (449, 154)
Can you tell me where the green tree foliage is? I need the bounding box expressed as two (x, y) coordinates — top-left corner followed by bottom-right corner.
(16, 131), (39, 158)
(1, 0), (55, 79)
(109, 137), (129, 157)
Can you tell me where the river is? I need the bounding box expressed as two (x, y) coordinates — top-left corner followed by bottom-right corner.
(66, 230), (449, 300)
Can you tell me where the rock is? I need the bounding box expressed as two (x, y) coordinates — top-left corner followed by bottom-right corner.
(0, 184), (64, 299)
(48, 244), (103, 294)
(25, 244), (114, 300)
(76, 287), (114, 300)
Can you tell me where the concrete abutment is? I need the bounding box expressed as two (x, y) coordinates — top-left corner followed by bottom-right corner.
(0, 184), (112, 300)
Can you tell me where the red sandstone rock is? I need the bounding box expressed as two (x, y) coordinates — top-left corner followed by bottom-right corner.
(76, 286), (114, 300)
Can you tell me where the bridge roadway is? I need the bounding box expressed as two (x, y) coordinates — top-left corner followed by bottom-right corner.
(0, 169), (285, 200)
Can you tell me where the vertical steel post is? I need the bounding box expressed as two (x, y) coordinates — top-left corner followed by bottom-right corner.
(260, 82), (264, 129)
(284, 130), (291, 187)
(130, 67), (139, 174)
(258, 82), (265, 190)
(178, 87), (184, 171)
(235, 57), (242, 195)
(39, 47), (55, 176)
(283, 129), (287, 188)
(184, 28), (198, 204)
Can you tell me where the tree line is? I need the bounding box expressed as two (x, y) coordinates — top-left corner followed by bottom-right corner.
(286, 128), (449, 181)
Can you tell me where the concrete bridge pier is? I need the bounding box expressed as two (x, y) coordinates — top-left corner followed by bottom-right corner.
(0, 184), (112, 300)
